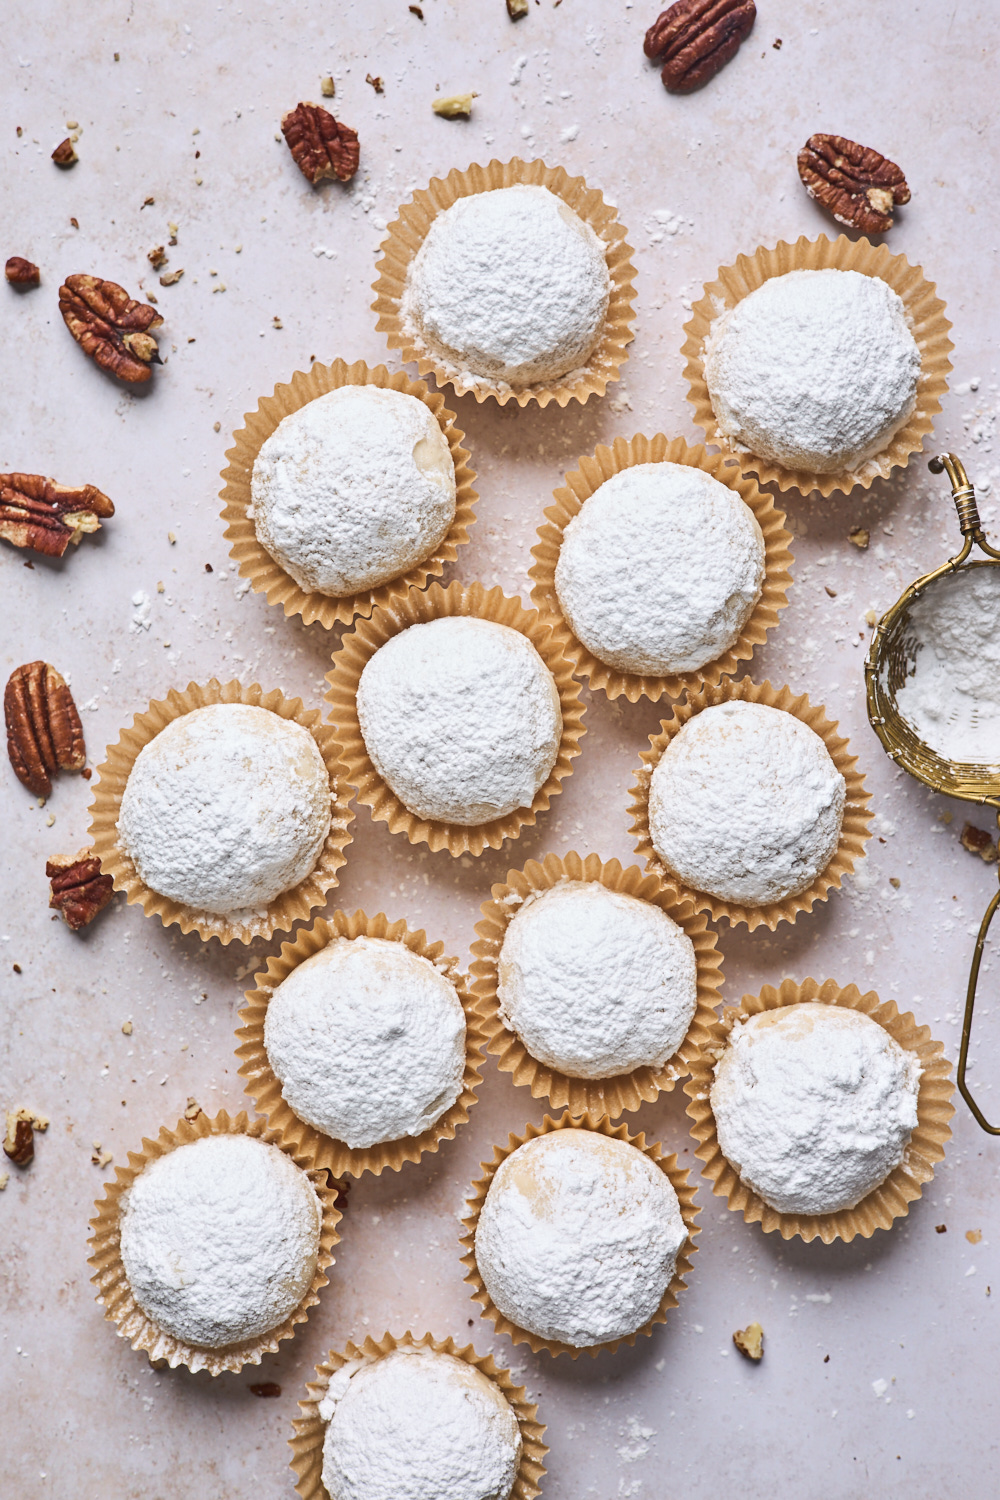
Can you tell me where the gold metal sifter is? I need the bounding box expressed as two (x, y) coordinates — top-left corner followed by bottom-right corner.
(866, 453), (1000, 1133)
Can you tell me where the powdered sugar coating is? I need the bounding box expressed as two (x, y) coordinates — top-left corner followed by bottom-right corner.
(475, 1129), (687, 1347)
(356, 616), (562, 825)
(555, 462), (765, 674)
(402, 185), (611, 389)
(704, 269), (920, 474)
(711, 1004), (922, 1214)
(117, 704), (331, 917)
(119, 1134), (322, 1349)
(320, 1347), (521, 1500)
(497, 881), (697, 1079)
(263, 935), (467, 1150)
(251, 386), (456, 597)
(648, 700), (846, 905)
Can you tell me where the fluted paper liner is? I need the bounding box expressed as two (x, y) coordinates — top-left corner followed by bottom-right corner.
(325, 581), (587, 857)
(529, 433), (794, 702)
(682, 232), (953, 497)
(684, 977), (955, 1243)
(470, 852), (723, 1119)
(89, 678), (354, 945)
(87, 1109), (342, 1375)
(236, 909), (487, 1178)
(372, 156), (637, 408)
(460, 1112), (699, 1358)
(220, 358), (479, 629)
(628, 677), (872, 932)
(289, 1330), (548, 1500)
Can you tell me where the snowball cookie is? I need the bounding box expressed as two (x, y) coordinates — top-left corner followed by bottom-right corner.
(117, 703), (331, 916)
(711, 1004), (922, 1215)
(119, 1133), (322, 1349)
(554, 462), (765, 675)
(704, 268), (920, 474)
(497, 881), (698, 1079)
(319, 1347), (522, 1500)
(251, 386), (457, 597)
(648, 700), (846, 906)
(356, 616), (562, 825)
(264, 935), (467, 1150)
(475, 1129), (687, 1347)
(402, 185), (611, 387)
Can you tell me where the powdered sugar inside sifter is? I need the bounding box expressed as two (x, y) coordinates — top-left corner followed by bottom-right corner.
(866, 453), (1000, 1132)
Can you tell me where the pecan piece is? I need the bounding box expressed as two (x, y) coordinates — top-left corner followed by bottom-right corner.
(4, 1111), (35, 1167)
(797, 134), (910, 234)
(0, 471), (114, 557)
(5, 661), (86, 798)
(52, 137), (78, 167)
(46, 850), (114, 930)
(281, 102), (360, 185)
(58, 273), (164, 383)
(644, 0), (756, 93)
(5, 256), (40, 287)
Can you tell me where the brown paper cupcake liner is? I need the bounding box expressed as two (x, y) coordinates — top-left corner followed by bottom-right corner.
(684, 977), (955, 1243)
(528, 433), (794, 703)
(289, 1330), (548, 1500)
(372, 156), (637, 408)
(220, 358), (479, 629)
(88, 678), (355, 946)
(470, 851), (723, 1120)
(628, 676), (872, 932)
(460, 1111), (699, 1359)
(325, 581), (587, 857)
(681, 232), (953, 497)
(87, 1109), (342, 1375)
(236, 908), (487, 1178)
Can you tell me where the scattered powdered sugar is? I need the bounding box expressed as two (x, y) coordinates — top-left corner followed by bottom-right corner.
(356, 616), (562, 825)
(475, 1129), (686, 1347)
(554, 462), (765, 675)
(497, 881), (697, 1079)
(401, 185), (610, 390)
(251, 386), (456, 598)
(320, 1347), (521, 1500)
(711, 1004), (921, 1214)
(704, 269), (920, 475)
(119, 1134), (321, 1348)
(117, 703), (331, 917)
(264, 935), (467, 1149)
(648, 701), (846, 905)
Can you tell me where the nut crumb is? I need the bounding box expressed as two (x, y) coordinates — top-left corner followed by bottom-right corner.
(168, 222), (179, 244)
(183, 1097), (202, 1120)
(366, 73), (384, 92)
(849, 526), (870, 549)
(0, 1173), (8, 1190)
(935, 1223), (947, 1233)
(5, 256), (40, 287)
(507, 0), (529, 15)
(147, 246), (167, 269)
(733, 1322), (764, 1361)
(772, 36), (782, 48)
(159, 268), (184, 286)
(433, 93), (478, 118)
(249, 1382), (282, 1397)
(213, 421), (221, 432)
(889, 876), (900, 889)
(409, 4), (424, 15)
(824, 584), (837, 598)
(864, 608), (877, 627)
(967, 1229), (983, 1244)
(91, 1142), (113, 1167)
(51, 138), (78, 167)
(4, 1108), (48, 1168)
(320, 76), (335, 97)
(960, 823), (998, 863)
(122, 1020), (133, 1035)
(168, 530), (177, 544)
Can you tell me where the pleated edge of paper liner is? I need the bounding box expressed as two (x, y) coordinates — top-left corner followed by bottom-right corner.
(371, 155), (637, 408)
(627, 675), (873, 932)
(680, 231), (954, 497)
(682, 976), (956, 1244)
(88, 677), (355, 946)
(459, 1111), (700, 1359)
(235, 908), (487, 1178)
(469, 850), (723, 1120)
(527, 431), (794, 703)
(86, 1108), (343, 1375)
(220, 357), (479, 629)
(324, 580), (587, 858)
(288, 1329), (549, 1500)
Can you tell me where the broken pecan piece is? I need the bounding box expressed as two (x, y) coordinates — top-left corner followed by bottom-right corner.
(281, 102), (360, 184)
(5, 256), (40, 287)
(4, 1110), (36, 1167)
(0, 471), (114, 557)
(58, 273), (164, 383)
(797, 134), (910, 234)
(46, 850), (114, 931)
(645, 0), (756, 93)
(52, 137), (78, 167)
(5, 661), (86, 798)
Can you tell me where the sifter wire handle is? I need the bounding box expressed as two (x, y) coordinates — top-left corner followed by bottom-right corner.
(959, 838), (1000, 1134)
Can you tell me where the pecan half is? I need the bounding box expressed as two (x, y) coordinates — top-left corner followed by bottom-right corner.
(797, 134), (910, 234)
(281, 102), (360, 184)
(46, 850), (114, 930)
(52, 137), (78, 167)
(58, 273), (164, 383)
(0, 472), (114, 557)
(5, 256), (40, 287)
(645, 0), (756, 92)
(5, 661), (86, 798)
